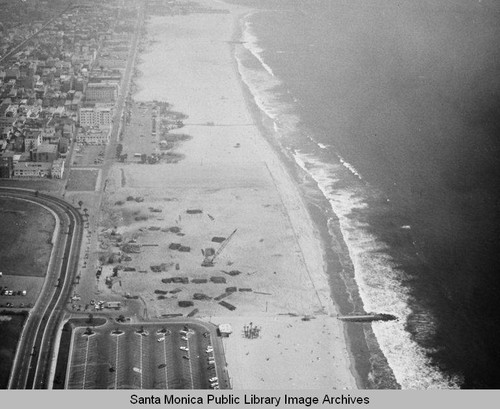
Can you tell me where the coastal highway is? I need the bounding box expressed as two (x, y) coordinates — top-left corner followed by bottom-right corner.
(0, 187), (83, 389)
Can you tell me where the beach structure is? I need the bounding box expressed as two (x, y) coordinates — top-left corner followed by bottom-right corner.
(218, 324), (232, 337)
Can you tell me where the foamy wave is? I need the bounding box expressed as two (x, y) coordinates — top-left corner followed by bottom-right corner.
(337, 154), (363, 181)
(242, 17), (276, 77)
(304, 133), (330, 151)
(293, 151), (460, 389)
(235, 43), (301, 138)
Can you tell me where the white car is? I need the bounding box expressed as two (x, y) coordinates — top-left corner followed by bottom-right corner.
(181, 336), (188, 341)
(157, 337), (165, 342)
(179, 346), (189, 351)
(209, 377), (218, 383)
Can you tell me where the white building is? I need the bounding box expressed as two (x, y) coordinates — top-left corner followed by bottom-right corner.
(79, 105), (113, 128)
(76, 128), (110, 145)
(13, 161), (51, 178)
(24, 131), (43, 152)
(51, 158), (65, 179)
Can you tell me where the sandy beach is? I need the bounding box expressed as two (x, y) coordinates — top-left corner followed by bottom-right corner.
(97, 0), (358, 389)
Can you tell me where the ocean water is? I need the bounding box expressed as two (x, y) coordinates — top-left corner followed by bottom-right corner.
(226, 0), (500, 388)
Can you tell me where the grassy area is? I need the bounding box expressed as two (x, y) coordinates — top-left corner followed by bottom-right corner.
(0, 311), (28, 389)
(66, 169), (99, 191)
(0, 197), (55, 277)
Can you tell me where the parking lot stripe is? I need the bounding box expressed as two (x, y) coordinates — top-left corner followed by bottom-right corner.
(186, 337), (194, 388)
(114, 335), (119, 389)
(139, 335), (144, 389)
(162, 340), (169, 389)
(82, 337), (90, 389)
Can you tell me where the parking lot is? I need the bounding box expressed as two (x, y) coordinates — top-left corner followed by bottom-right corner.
(72, 145), (106, 167)
(66, 169), (101, 192)
(64, 321), (224, 389)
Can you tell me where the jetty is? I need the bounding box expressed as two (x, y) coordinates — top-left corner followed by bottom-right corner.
(338, 313), (397, 323)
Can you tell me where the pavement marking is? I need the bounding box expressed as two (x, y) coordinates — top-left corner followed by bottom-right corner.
(82, 336), (91, 389)
(114, 335), (120, 389)
(162, 340), (169, 389)
(140, 335), (144, 389)
(186, 337), (194, 389)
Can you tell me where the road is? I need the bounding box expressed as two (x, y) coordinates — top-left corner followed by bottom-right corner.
(3, 3), (143, 389)
(0, 187), (83, 389)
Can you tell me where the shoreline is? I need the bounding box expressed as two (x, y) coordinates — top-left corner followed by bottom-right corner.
(115, 0), (359, 389)
(227, 6), (370, 389)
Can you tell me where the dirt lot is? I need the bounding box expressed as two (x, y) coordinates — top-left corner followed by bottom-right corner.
(66, 169), (100, 192)
(63, 320), (224, 389)
(72, 145), (106, 167)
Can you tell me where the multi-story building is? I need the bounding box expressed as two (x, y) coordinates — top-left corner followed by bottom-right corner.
(24, 130), (43, 152)
(79, 105), (113, 128)
(34, 143), (58, 162)
(85, 82), (118, 103)
(51, 158), (65, 179)
(76, 128), (109, 145)
(13, 161), (52, 178)
(0, 153), (14, 178)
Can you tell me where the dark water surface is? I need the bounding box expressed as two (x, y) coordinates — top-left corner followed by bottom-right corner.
(227, 0), (500, 388)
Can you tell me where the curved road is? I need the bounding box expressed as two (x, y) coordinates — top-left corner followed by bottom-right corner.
(0, 187), (83, 389)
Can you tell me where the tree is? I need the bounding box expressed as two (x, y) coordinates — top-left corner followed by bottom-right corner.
(78, 200), (83, 208)
(87, 313), (93, 324)
(83, 208), (89, 217)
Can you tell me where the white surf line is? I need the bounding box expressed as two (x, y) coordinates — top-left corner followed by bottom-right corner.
(82, 336), (90, 389)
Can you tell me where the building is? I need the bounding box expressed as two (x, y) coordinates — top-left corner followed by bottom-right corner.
(218, 324), (233, 337)
(51, 158), (65, 179)
(85, 82), (118, 103)
(13, 161), (51, 178)
(76, 128), (109, 145)
(79, 105), (113, 128)
(34, 143), (58, 162)
(0, 153), (14, 178)
(105, 301), (121, 309)
(24, 130), (42, 152)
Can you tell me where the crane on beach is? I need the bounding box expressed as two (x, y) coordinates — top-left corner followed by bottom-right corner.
(201, 229), (238, 267)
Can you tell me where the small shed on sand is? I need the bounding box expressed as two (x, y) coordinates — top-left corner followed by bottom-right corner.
(218, 323), (233, 337)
